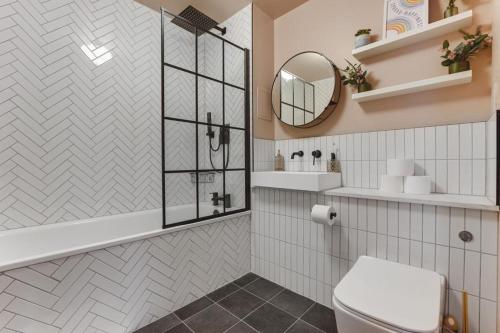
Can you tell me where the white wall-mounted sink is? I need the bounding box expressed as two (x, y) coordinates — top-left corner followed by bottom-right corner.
(252, 172), (342, 192)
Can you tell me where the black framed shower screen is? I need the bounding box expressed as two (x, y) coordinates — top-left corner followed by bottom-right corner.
(161, 9), (251, 229)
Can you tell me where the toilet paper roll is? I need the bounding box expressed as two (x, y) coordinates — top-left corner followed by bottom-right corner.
(380, 175), (404, 193)
(311, 205), (335, 226)
(387, 159), (414, 176)
(404, 176), (432, 194)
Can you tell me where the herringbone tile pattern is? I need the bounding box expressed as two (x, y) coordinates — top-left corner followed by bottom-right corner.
(0, 215), (251, 333)
(0, 0), (161, 230)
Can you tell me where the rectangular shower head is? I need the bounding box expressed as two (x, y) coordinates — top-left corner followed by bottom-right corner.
(171, 5), (226, 36)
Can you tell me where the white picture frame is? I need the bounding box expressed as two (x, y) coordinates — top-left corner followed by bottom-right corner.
(383, 0), (429, 40)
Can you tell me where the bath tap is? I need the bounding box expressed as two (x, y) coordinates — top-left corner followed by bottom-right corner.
(312, 150), (321, 166)
(210, 192), (231, 209)
(291, 151), (304, 159)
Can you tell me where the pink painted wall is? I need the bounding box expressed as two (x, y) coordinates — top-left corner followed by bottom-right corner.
(271, 0), (494, 139)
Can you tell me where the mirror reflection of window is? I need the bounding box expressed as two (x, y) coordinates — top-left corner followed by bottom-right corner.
(272, 52), (341, 128)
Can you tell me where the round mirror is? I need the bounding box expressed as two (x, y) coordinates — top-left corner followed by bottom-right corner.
(272, 52), (341, 128)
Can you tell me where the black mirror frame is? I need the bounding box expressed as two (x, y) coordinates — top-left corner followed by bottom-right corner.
(271, 51), (341, 128)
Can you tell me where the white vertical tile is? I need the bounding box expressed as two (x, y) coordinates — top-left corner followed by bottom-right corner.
(361, 133), (369, 161)
(347, 161), (354, 187)
(414, 159), (425, 176)
(435, 160), (448, 193)
(340, 228), (348, 260)
(339, 135), (347, 161)
(464, 209), (481, 252)
(436, 125), (448, 159)
(367, 232), (377, 257)
(348, 228), (357, 261)
(424, 127), (436, 159)
(459, 159), (473, 195)
(436, 206), (450, 246)
(398, 238), (410, 264)
(467, 295), (480, 333)
(479, 299), (497, 333)
(422, 205), (436, 243)
(367, 200), (377, 233)
(448, 124), (460, 159)
(481, 211), (498, 255)
(346, 134), (354, 161)
(424, 160), (436, 192)
(362, 161), (370, 188)
(369, 161), (378, 189)
(387, 202), (398, 237)
(377, 131), (386, 161)
(369, 132), (377, 161)
(386, 130), (395, 159)
(480, 254), (497, 301)
(464, 250), (480, 296)
(395, 130), (405, 159)
(450, 208), (465, 249)
(422, 243), (435, 271)
(377, 201), (388, 235)
(357, 230), (367, 257)
(377, 161), (386, 188)
(447, 160), (460, 194)
(410, 241), (422, 267)
(460, 123), (473, 159)
(377, 234), (387, 259)
(404, 129), (414, 159)
(435, 245), (449, 281)
(387, 236), (398, 262)
(357, 199), (367, 231)
(487, 118), (497, 159)
(398, 203), (410, 239)
(449, 248), (464, 290)
(354, 161), (362, 188)
(472, 122), (486, 159)
(410, 204), (423, 241)
(354, 134), (362, 161)
(414, 128), (425, 160)
(348, 198), (358, 229)
(472, 159), (485, 196)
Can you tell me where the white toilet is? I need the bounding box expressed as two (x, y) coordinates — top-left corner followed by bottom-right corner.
(333, 256), (445, 333)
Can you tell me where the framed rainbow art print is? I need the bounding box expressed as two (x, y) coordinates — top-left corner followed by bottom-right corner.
(383, 0), (429, 39)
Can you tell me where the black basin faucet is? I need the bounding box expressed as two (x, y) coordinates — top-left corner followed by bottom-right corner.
(312, 150), (322, 165)
(291, 151), (304, 159)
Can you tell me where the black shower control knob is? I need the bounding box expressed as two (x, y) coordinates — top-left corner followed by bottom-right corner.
(459, 230), (473, 242)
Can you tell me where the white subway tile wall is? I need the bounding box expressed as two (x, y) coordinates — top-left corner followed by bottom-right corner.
(486, 112), (497, 202)
(275, 122), (489, 196)
(251, 188), (497, 333)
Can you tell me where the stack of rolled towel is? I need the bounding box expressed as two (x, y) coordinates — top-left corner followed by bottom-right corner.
(380, 159), (431, 194)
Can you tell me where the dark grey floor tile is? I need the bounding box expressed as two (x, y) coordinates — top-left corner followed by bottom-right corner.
(134, 313), (181, 333)
(244, 278), (283, 300)
(219, 289), (264, 319)
(244, 303), (296, 333)
(270, 289), (314, 318)
(301, 303), (337, 333)
(233, 273), (260, 287)
(207, 283), (240, 302)
(186, 305), (238, 333)
(286, 320), (323, 333)
(166, 324), (192, 333)
(226, 322), (257, 333)
(175, 297), (213, 320)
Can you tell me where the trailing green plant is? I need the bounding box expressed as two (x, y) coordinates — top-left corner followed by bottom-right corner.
(441, 28), (492, 66)
(355, 29), (371, 37)
(447, 0), (456, 8)
(340, 59), (368, 87)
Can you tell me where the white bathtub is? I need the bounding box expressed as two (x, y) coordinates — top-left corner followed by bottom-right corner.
(0, 203), (250, 272)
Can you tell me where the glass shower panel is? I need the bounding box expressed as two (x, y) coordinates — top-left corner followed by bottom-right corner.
(165, 67), (196, 121)
(198, 33), (223, 81)
(163, 17), (195, 72)
(224, 43), (245, 88)
(164, 173), (197, 225)
(227, 129), (245, 170)
(226, 171), (246, 211)
(164, 121), (196, 171)
(293, 79), (305, 109)
(198, 78), (223, 125)
(225, 86), (245, 128)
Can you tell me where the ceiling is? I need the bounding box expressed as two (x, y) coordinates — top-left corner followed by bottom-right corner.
(136, 0), (308, 22)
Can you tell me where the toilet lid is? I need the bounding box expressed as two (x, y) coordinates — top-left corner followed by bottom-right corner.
(334, 256), (443, 333)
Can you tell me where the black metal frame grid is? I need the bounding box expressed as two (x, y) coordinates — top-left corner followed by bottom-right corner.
(279, 70), (315, 127)
(161, 8), (251, 229)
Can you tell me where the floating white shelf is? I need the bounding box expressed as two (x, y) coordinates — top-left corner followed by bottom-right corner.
(352, 10), (473, 60)
(323, 187), (499, 211)
(352, 70), (472, 103)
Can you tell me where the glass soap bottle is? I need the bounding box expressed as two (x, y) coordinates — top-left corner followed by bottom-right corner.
(274, 150), (285, 171)
(327, 152), (341, 173)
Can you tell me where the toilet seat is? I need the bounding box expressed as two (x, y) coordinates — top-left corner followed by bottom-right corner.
(333, 256), (445, 333)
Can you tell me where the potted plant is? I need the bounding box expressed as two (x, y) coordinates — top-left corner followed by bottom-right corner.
(441, 28), (492, 74)
(354, 29), (372, 48)
(444, 0), (459, 18)
(341, 60), (372, 93)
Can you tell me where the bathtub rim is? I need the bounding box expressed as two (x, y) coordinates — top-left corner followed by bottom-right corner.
(0, 208), (251, 273)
